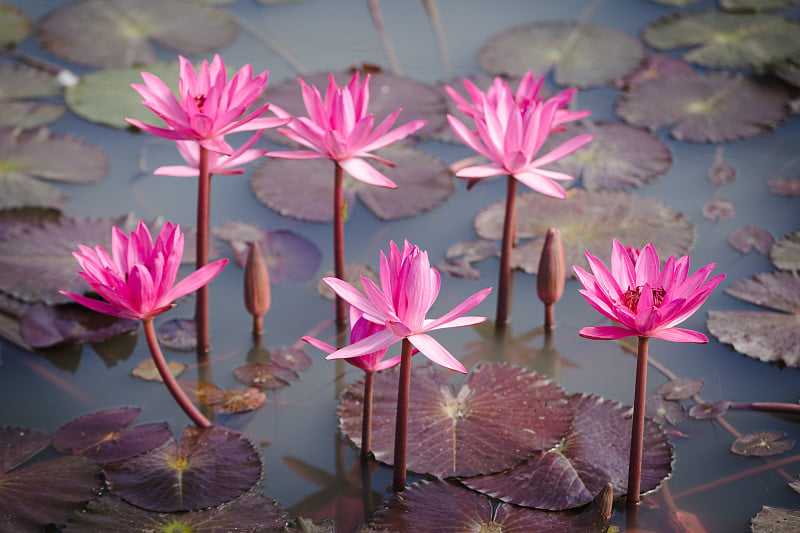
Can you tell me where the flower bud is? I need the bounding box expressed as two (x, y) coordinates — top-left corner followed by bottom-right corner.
(244, 242), (271, 325)
(537, 228), (565, 305)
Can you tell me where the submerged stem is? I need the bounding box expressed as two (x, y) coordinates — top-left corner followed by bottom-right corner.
(627, 336), (649, 513)
(333, 163), (347, 333)
(392, 338), (414, 492)
(495, 176), (518, 336)
(196, 146), (211, 354)
(361, 371), (374, 459)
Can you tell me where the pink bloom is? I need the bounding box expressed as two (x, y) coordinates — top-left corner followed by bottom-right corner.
(125, 55), (289, 155)
(447, 75), (594, 199)
(573, 240), (725, 343)
(60, 222), (228, 320)
(154, 131), (268, 177)
(321, 240), (492, 373)
(268, 72), (427, 189)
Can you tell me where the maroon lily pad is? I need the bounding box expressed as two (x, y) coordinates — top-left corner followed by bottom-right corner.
(233, 363), (297, 389)
(646, 396), (687, 426)
(53, 407), (172, 463)
(616, 72), (791, 143)
(317, 262), (379, 302)
(0, 4), (30, 48)
(368, 479), (613, 532)
(615, 54), (695, 89)
(252, 144), (454, 222)
(20, 303), (138, 349)
(103, 425), (262, 512)
(768, 178), (800, 197)
(463, 394), (673, 510)
(708, 272), (800, 366)
(770, 231), (800, 271)
(0, 426), (102, 531)
(474, 189), (695, 277)
(539, 122), (673, 191)
(689, 401), (732, 419)
(35, 0), (239, 68)
(752, 506), (800, 533)
(478, 22), (645, 88)
(156, 318), (197, 351)
(62, 492), (286, 532)
(731, 431), (794, 457)
(657, 379), (703, 400)
(339, 362), (573, 478)
(729, 225), (774, 254)
(702, 198), (735, 221)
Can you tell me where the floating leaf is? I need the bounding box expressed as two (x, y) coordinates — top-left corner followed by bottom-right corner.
(474, 189), (695, 277)
(437, 239), (497, 280)
(19, 303), (138, 349)
(657, 379), (703, 400)
(646, 396), (686, 426)
(216, 387), (267, 414)
(339, 362), (573, 478)
(53, 407), (171, 463)
(270, 346), (313, 372)
(770, 231), (800, 271)
(709, 150), (736, 185)
(35, 0), (238, 68)
(233, 363), (296, 389)
(103, 425), (261, 512)
(689, 401), (732, 419)
(0, 4), (30, 48)
(731, 431), (794, 457)
(722, 0), (800, 8)
(643, 11), (800, 69)
(479, 22), (645, 88)
(179, 380), (226, 406)
(751, 506), (800, 533)
(0, 166), (70, 210)
(317, 262), (378, 301)
(616, 72), (791, 142)
(131, 358), (186, 382)
(463, 394), (673, 510)
(702, 198), (735, 221)
(539, 122), (672, 191)
(615, 54), (695, 89)
(768, 178), (800, 197)
(0, 101), (66, 130)
(155, 318), (196, 351)
(251, 144), (454, 222)
(729, 225), (774, 254)
(0, 64), (64, 129)
(708, 272), (800, 366)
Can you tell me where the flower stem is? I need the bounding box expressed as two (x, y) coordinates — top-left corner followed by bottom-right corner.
(333, 163), (347, 332)
(627, 336), (649, 513)
(142, 319), (211, 428)
(392, 338), (414, 492)
(196, 146), (211, 354)
(495, 175), (517, 336)
(361, 371), (374, 459)
(543, 303), (555, 332)
(730, 402), (800, 415)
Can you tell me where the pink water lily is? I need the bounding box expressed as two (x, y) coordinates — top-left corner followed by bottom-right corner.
(154, 131), (267, 177)
(125, 55), (288, 155)
(573, 240), (725, 342)
(322, 240), (492, 373)
(268, 72), (427, 188)
(60, 222), (228, 320)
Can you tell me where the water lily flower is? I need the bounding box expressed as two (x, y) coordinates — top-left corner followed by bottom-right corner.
(126, 55), (288, 155)
(268, 72), (427, 188)
(60, 221), (228, 321)
(573, 239), (725, 342)
(321, 240), (492, 374)
(154, 131), (267, 177)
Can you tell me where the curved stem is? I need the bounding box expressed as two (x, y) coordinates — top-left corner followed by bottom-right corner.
(142, 319), (211, 428)
(196, 146), (211, 354)
(333, 163), (347, 332)
(495, 176), (518, 336)
(392, 338), (414, 492)
(730, 402), (800, 415)
(361, 371), (375, 459)
(626, 336), (649, 513)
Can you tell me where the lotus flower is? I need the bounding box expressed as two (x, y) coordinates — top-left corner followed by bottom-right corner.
(60, 222), (228, 320)
(154, 132), (267, 177)
(268, 72), (427, 188)
(125, 55), (288, 155)
(321, 240), (492, 373)
(573, 240), (725, 342)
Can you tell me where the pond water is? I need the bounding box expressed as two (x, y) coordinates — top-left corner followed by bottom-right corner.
(1, 0), (799, 531)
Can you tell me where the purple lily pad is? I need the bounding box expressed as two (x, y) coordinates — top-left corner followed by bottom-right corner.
(646, 395), (687, 426)
(616, 72), (791, 143)
(708, 272), (800, 367)
(689, 401), (732, 420)
(752, 506), (800, 533)
(368, 479), (613, 532)
(615, 54), (695, 89)
(252, 144), (454, 222)
(539, 121), (673, 191)
(657, 379), (703, 400)
(103, 425), (262, 512)
(0, 426), (102, 531)
(53, 407), (172, 463)
(35, 0), (239, 68)
(478, 22), (645, 88)
(0, 4), (30, 48)
(156, 318), (196, 351)
(731, 431), (794, 457)
(474, 189), (695, 277)
(702, 199), (736, 221)
(317, 262), (379, 302)
(768, 178), (800, 196)
(770, 231), (800, 271)
(212, 222), (322, 284)
(463, 394), (673, 510)
(339, 362), (573, 478)
(233, 363), (297, 389)
(729, 225), (774, 254)
(20, 303), (138, 349)
(62, 492), (286, 532)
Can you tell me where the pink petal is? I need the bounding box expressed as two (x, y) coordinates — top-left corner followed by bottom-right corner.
(455, 164), (505, 179)
(323, 277), (386, 321)
(579, 325), (638, 340)
(339, 158), (397, 188)
(407, 333), (466, 373)
(58, 291), (132, 320)
(512, 171), (567, 198)
(651, 328), (708, 343)
(325, 328), (399, 360)
(424, 287), (492, 331)
(528, 133), (594, 168)
(165, 258), (228, 303)
(302, 335), (335, 355)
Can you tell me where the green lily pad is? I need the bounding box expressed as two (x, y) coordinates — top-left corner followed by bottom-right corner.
(478, 22), (645, 88)
(35, 0), (238, 68)
(0, 172), (68, 211)
(0, 4), (30, 48)
(643, 11), (800, 69)
(770, 231), (800, 271)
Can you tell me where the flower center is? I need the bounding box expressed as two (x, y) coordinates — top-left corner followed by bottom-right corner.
(622, 286), (666, 312)
(194, 95), (206, 111)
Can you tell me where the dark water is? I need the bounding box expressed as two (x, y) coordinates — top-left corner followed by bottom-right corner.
(2, 0), (800, 531)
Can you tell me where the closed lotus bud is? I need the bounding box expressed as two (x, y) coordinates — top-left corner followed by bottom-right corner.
(244, 242), (271, 331)
(537, 228), (565, 305)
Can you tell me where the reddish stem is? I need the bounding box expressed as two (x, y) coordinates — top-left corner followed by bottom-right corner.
(626, 336), (649, 513)
(361, 371), (374, 459)
(142, 319), (211, 428)
(730, 402), (800, 415)
(196, 146), (211, 354)
(543, 303), (555, 332)
(333, 163), (347, 333)
(392, 338), (414, 492)
(495, 176), (517, 336)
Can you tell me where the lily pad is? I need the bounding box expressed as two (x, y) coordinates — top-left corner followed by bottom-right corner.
(234, 363), (297, 389)
(35, 0), (238, 68)
(0, 161), (71, 210)
(474, 189), (695, 277)
(731, 431), (794, 457)
(216, 387), (267, 414)
(103, 425), (262, 512)
(709, 151), (736, 185)
(338, 362), (573, 478)
(643, 11), (800, 69)
(251, 144), (454, 222)
(646, 396), (687, 426)
(702, 198), (736, 221)
(437, 238), (497, 280)
(752, 506), (800, 533)
(156, 318), (197, 351)
(0, 101), (66, 131)
(270, 346), (313, 372)
(539, 121), (672, 191)
(616, 72), (791, 143)
(729, 225), (774, 254)
(479, 22), (645, 88)
(708, 272), (800, 366)
(689, 401), (732, 419)
(463, 394), (673, 510)
(657, 379), (703, 400)
(0, 4), (30, 48)
(770, 231), (800, 271)
(0, 64), (65, 130)
(131, 358), (187, 382)
(19, 303), (138, 349)
(615, 54), (695, 89)
(722, 0), (800, 9)
(768, 179), (800, 197)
